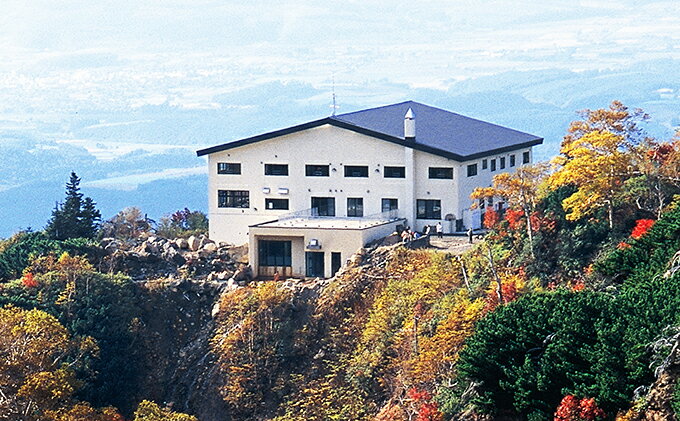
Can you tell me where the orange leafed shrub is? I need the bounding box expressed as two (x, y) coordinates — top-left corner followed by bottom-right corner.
(407, 388), (443, 421)
(631, 219), (655, 239)
(554, 395), (606, 421)
(22, 272), (38, 288)
(504, 208), (525, 230)
(483, 209), (500, 229)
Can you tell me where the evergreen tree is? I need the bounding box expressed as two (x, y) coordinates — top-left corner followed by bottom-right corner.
(46, 172), (101, 240)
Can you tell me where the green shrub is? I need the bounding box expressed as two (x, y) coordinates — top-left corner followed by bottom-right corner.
(0, 231), (94, 281)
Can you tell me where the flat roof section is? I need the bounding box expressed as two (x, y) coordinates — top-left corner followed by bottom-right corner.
(251, 217), (406, 231)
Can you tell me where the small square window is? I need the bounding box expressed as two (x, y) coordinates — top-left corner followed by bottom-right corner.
(218, 190), (249, 208)
(482, 159), (488, 170)
(428, 167), (453, 179)
(384, 166), (406, 178)
(217, 163), (241, 175)
(416, 199), (441, 219)
(344, 165), (368, 177)
(500, 157), (506, 169)
(305, 165), (329, 177)
(265, 198), (289, 210)
(523, 151), (530, 164)
(510, 155), (516, 167)
(467, 163), (478, 177)
(347, 198), (364, 217)
(491, 159), (497, 172)
(265, 164), (288, 176)
(382, 198), (398, 212)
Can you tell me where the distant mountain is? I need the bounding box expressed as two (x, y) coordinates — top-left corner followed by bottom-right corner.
(1, 62), (678, 237)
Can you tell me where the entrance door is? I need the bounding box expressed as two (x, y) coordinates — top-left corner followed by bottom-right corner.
(331, 252), (341, 276)
(306, 252), (325, 278)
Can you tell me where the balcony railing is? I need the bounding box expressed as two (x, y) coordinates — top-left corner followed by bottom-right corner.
(278, 208), (400, 222)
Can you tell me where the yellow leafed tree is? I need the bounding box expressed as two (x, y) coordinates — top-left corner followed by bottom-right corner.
(550, 130), (633, 228)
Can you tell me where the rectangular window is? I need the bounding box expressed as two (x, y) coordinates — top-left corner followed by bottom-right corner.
(523, 151), (530, 164)
(382, 198), (398, 212)
(265, 198), (289, 210)
(500, 157), (506, 169)
(491, 159), (497, 172)
(218, 190), (249, 208)
(258, 240), (291, 267)
(344, 165), (368, 177)
(510, 154), (516, 167)
(416, 199), (441, 220)
(217, 162), (241, 175)
(467, 163), (478, 177)
(305, 164), (329, 177)
(428, 167), (454, 179)
(311, 197), (335, 216)
(264, 164), (288, 176)
(347, 198), (364, 217)
(482, 159), (488, 170)
(384, 166), (406, 178)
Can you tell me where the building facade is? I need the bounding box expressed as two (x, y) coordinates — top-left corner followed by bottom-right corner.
(197, 101), (542, 278)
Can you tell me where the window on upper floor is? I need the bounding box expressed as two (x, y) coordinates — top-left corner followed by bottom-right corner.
(344, 165), (368, 177)
(306, 164), (329, 177)
(218, 190), (249, 208)
(382, 198), (398, 212)
(482, 159), (488, 170)
(347, 198), (364, 217)
(467, 163), (478, 177)
(217, 162), (241, 175)
(428, 167), (453, 179)
(311, 197), (335, 216)
(416, 199), (441, 219)
(500, 157), (506, 169)
(510, 154), (516, 167)
(264, 164), (288, 176)
(384, 166), (406, 178)
(491, 159), (497, 172)
(265, 198), (289, 210)
(523, 151), (530, 164)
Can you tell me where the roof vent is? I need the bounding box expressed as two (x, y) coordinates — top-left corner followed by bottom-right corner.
(404, 108), (415, 141)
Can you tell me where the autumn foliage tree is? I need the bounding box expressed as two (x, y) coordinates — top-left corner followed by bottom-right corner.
(471, 163), (549, 257)
(0, 306), (108, 420)
(549, 101), (650, 229)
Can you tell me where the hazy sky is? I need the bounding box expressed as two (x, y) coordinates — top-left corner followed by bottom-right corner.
(2, 0), (679, 111)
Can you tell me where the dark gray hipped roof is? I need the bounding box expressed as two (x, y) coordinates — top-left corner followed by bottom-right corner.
(196, 100), (542, 160)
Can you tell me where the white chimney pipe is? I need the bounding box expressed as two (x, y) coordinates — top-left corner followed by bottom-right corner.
(404, 108), (415, 140)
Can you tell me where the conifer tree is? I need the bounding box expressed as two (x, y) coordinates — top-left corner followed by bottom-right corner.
(46, 172), (101, 240)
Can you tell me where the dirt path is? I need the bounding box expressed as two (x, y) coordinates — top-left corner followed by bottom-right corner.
(428, 235), (481, 255)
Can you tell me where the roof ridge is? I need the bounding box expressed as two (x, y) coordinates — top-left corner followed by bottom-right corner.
(335, 100), (415, 117)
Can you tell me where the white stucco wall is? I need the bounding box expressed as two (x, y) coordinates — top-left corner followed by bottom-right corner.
(206, 123), (534, 244)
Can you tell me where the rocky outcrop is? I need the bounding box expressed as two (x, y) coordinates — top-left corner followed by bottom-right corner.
(99, 235), (249, 282)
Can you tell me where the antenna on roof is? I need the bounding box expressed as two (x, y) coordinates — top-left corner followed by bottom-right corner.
(330, 75), (339, 116)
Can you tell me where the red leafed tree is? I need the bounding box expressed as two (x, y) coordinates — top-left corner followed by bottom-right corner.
(554, 395), (605, 421)
(483, 209), (500, 229)
(504, 208), (524, 230)
(631, 218), (655, 239)
(21, 272), (38, 288)
(407, 388), (443, 421)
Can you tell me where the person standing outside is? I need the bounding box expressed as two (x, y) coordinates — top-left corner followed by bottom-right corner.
(467, 227), (473, 244)
(436, 221), (443, 239)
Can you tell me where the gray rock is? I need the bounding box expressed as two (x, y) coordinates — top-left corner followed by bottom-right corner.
(187, 235), (200, 251)
(176, 238), (189, 249)
(202, 242), (218, 253)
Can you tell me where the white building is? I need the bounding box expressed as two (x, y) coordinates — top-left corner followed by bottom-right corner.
(197, 101), (542, 279)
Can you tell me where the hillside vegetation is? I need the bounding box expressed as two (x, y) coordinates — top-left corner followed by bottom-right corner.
(1, 101), (679, 420)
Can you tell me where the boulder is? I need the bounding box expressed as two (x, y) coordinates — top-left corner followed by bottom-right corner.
(176, 238), (189, 249)
(199, 236), (215, 249)
(187, 235), (200, 251)
(202, 242), (218, 253)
